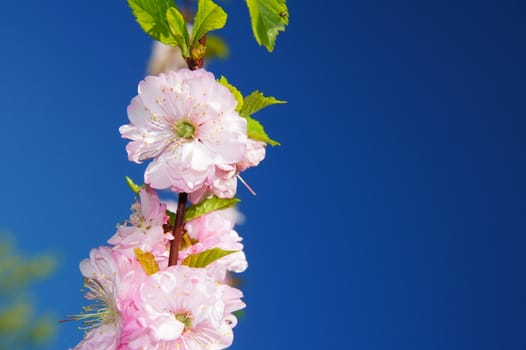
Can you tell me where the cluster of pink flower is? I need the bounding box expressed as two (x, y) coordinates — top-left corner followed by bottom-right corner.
(71, 68), (265, 349)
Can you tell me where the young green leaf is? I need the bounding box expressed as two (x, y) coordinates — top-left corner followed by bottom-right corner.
(125, 176), (141, 194)
(127, 0), (177, 45)
(166, 7), (191, 57)
(185, 196), (240, 221)
(192, 0), (228, 44)
(240, 90), (286, 117)
(134, 248), (160, 275)
(246, 0), (289, 52)
(218, 76), (244, 112)
(246, 115), (280, 146)
(182, 248), (237, 268)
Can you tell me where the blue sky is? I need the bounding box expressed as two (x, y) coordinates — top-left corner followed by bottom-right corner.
(1, 1), (525, 349)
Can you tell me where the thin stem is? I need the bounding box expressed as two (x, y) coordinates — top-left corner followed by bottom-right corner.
(168, 192), (188, 266)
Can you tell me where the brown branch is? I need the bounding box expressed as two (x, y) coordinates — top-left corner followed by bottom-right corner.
(168, 192), (188, 266)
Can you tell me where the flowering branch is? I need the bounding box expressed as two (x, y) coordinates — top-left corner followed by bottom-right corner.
(68, 0), (289, 348)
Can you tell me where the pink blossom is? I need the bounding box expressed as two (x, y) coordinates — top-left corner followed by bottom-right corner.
(71, 323), (119, 350)
(180, 209), (247, 282)
(120, 69), (248, 200)
(126, 266), (245, 350)
(108, 186), (170, 257)
(186, 164), (239, 203)
(189, 139), (267, 202)
(237, 139), (266, 172)
(71, 247), (146, 350)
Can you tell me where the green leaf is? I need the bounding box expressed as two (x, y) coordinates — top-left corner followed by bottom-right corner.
(166, 7), (191, 57)
(218, 76), (244, 112)
(182, 248), (237, 268)
(192, 0), (228, 44)
(246, 115), (280, 146)
(185, 196), (240, 221)
(240, 90), (286, 118)
(134, 248), (160, 275)
(127, 0), (177, 45)
(246, 0), (289, 52)
(125, 176), (141, 194)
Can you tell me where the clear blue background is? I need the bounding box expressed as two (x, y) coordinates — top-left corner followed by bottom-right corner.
(1, 0), (525, 349)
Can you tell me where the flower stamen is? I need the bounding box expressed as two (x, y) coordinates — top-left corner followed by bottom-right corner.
(61, 278), (119, 333)
(173, 120), (196, 140)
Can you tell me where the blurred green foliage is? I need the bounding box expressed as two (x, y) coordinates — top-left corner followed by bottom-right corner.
(204, 34), (229, 60)
(0, 233), (57, 350)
